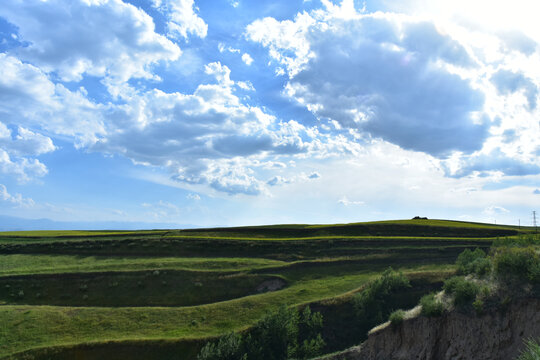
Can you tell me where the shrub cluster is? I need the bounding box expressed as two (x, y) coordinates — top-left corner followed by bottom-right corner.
(419, 293), (444, 317)
(353, 268), (410, 325)
(493, 247), (540, 284)
(443, 276), (480, 307)
(456, 248), (491, 276)
(197, 306), (325, 360)
(388, 310), (405, 325)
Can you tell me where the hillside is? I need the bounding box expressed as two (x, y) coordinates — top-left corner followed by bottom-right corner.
(0, 219), (534, 360)
(320, 236), (540, 360)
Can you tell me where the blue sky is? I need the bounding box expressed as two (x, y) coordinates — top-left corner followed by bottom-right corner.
(0, 0), (539, 229)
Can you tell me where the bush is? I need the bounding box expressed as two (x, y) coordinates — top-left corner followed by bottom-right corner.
(388, 310), (405, 325)
(354, 268), (410, 325)
(472, 298), (484, 314)
(443, 276), (479, 307)
(244, 305), (299, 360)
(456, 248), (491, 276)
(493, 247), (540, 283)
(197, 332), (245, 360)
(517, 338), (540, 360)
(197, 306), (325, 360)
(420, 293), (444, 317)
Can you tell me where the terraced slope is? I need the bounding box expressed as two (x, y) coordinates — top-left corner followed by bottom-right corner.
(0, 219), (530, 360)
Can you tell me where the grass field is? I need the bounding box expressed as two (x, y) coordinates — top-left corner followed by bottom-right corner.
(0, 219), (533, 360)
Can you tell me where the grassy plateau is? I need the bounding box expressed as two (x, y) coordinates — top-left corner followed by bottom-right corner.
(0, 219), (532, 360)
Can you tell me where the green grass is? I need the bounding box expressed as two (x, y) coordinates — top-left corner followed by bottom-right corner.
(0, 271), (287, 307)
(0, 271), (375, 357)
(306, 218), (522, 229)
(0, 255), (285, 276)
(0, 230), (167, 238)
(0, 265), (454, 359)
(0, 218), (512, 359)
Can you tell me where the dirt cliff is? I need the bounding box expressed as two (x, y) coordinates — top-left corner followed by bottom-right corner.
(325, 298), (540, 360)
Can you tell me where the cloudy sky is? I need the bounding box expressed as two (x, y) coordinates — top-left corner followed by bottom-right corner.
(0, 0), (539, 229)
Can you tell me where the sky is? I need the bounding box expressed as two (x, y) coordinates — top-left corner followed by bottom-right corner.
(0, 0), (539, 229)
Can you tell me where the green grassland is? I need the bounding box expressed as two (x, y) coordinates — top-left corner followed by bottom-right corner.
(0, 219), (532, 360)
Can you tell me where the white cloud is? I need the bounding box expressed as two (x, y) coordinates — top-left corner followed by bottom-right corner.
(483, 205), (510, 216)
(267, 175), (291, 186)
(246, 1), (540, 180)
(242, 53), (254, 65)
(153, 0), (208, 40)
(246, 12), (315, 76)
(0, 184), (35, 208)
(0, 122), (55, 181)
(218, 43), (241, 53)
(267, 171), (320, 187)
(0, 53), (106, 147)
(248, 9), (488, 157)
(0, 0), (180, 84)
(91, 62), (339, 195)
(338, 196), (365, 206)
(0, 126), (56, 157)
(187, 193), (201, 200)
(445, 148), (540, 178)
(0, 149), (48, 182)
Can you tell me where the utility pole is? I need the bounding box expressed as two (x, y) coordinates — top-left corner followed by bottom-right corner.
(534, 211), (538, 233)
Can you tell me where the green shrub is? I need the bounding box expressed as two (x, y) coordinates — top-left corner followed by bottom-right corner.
(354, 268), (410, 325)
(420, 293), (444, 317)
(197, 332), (245, 360)
(443, 276), (479, 307)
(244, 305), (299, 360)
(197, 306), (325, 360)
(493, 247), (540, 283)
(456, 248), (491, 276)
(388, 310), (405, 325)
(472, 298), (484, 314)
(517, 338), (540, 360)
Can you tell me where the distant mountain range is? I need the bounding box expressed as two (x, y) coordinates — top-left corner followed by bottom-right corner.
(0, 214), (197, 231)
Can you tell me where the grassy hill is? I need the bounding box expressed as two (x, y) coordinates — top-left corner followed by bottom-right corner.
(0, 219), (533, 360)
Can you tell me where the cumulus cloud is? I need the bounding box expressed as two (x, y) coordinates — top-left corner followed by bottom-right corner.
(0, 184), (35, 208)
(92, 62), (335, 195)
(267, 171), (321, 187)
(498, 30), (538, 55)
(153, 0), (208, 40)
(534, 189), (540, 195)
(0, 126), (56, 157)
(0, 0), (180, 84)
(267, 175), (291, 186)
(0, 149), (48, 182)
(0, 122), (55, 180)
(448, 149), (540, 177)
(0, 53), (106, 147)
(247, 9), (489, 157)
(242, 53), (254, 65)
(491, 69), (538, 110)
